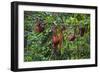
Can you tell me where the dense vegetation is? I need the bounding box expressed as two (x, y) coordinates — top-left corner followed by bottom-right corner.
(24, 11), (90, 62)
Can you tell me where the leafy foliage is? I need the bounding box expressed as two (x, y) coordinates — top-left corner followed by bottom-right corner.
(24, 11), (90, 61)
